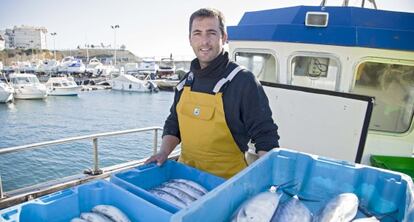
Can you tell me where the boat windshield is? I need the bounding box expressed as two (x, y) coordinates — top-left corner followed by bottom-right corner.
(11, 77), (40, 85)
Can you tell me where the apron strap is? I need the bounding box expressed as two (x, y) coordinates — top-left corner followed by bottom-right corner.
(212, 66), (243, 93)
(176, 72), (194, 91)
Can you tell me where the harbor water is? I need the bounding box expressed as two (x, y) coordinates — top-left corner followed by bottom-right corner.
(0, 90), (174, 192)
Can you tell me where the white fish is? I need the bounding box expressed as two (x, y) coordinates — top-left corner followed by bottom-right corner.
(352, 216), (379, 222)
(158, 185), (196, 205)
(92, 205), (131, 222)
(80, 212), (113, 222)
(313, 193), (359, 222)
(164, 181), (204, 199)
(149, 188), (187, 208)
(70, 218), (88, 222)
(169, 179), (208, 194)
(232, 191), (281, 222)
(271, 195), (312, 222)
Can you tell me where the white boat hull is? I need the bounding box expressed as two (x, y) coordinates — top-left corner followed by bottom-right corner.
(0, 91), (13, 103)
(14, 87), (47, 99)
(0, 83), (14, 103)
(47, 86), (81, 96)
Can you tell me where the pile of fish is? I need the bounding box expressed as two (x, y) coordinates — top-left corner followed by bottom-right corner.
(148, 178), (208, 208)
(232, 189), (380, 222)
(70, 205), (130, 222)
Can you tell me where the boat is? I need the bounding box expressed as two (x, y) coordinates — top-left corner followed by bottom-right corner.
(151, 74), (180, 91)
(85, 57), (104, 77)
(57, 56), (86, 74)
(8, 73), (47, 99)
(0, 1), (413, 221)
(36, 59), (60, 74)
(157, 57), (176, 78)
(138, 57), (158, 75)
(111, 73), (159, 92)
(45, 76), (81, 96)
(226, 2), (414, 165)
(0, 79), (14, 103)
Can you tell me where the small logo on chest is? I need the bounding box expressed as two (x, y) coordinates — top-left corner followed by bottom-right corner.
(193, 107), (201, 116)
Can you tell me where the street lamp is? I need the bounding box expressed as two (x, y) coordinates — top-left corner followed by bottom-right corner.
(29, 40), (34, 60)
(50, 32), (57, 60)
(111, 25), (120, 66)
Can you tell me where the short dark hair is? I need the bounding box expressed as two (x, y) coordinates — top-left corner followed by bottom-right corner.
(189, 8), (226, 36)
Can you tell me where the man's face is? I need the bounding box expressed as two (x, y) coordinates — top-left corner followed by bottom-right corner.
(189, 16), (227, 69)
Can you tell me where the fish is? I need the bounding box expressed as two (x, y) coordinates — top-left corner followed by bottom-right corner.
(231, 191), (282, 222)
(163, 181), (204, 199)
(169, 179), (208, 194)
(80, 212), (113, 222)
(149, 188), (187, 208)
(313, 193), (359, 222)
(70, 218), (88, 222)
(92, 205), (131, 222)
(271, 195), (312, 222)
(158, 184), (197, 205)
(352, 216), (379, 222)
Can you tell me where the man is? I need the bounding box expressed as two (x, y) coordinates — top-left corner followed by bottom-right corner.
(145, 8), (279, 179)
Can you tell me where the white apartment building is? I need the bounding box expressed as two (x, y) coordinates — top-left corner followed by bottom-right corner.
(0, 25), (48, 49)
(0, 34), (5, 51)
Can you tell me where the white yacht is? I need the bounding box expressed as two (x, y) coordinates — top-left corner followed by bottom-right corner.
(37, 59), (60, 74)
(58, 56), (85, 74)
(9, 73), (47, 99)
(138, 57), (158, 74)
(111, 74), (158, 92)
(85, 57), (104, 77)
(157, 57), (176, 77)
(45, 76), (81, 96)
(0, 80), (14, 103)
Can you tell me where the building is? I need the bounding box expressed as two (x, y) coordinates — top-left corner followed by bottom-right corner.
(0, 25), (48, 49)
(0, 34), (5, 51)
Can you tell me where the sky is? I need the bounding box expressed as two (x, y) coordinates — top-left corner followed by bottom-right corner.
(1, 0), (413, 59)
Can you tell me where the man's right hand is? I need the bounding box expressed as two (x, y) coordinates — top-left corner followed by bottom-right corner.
(145, 151), (169, 166)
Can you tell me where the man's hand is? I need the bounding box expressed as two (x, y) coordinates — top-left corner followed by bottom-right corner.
(145, 150), (169, 166)
(145, 135), (180, 166)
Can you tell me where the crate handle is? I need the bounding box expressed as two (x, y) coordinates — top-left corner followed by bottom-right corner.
(136, 163), (158, 172)
(317, 156), (355, 167)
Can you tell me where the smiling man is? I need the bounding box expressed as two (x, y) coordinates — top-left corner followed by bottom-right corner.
(145, 8), (279, 179)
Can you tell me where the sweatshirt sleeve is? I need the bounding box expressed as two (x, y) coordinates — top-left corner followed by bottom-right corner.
(162, 89), (182, 140)
(240, 72), (280, 152)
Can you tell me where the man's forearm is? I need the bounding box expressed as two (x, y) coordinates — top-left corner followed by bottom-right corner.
(159, 135), (180, 155)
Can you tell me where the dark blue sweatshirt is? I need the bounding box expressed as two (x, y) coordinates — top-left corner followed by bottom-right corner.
(162, 51), (279, 153)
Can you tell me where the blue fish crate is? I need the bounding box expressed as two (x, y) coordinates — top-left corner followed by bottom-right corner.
(110, 160), (225, 213)
(171, 149), (414, 222)
(0, 180), (172, 222)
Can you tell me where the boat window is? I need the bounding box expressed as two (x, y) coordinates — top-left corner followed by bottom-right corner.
(234, 52), (277, 83)
(290, 55), (339, 90)
(53, 83), (61, 87)
(351, 61), (414, 133)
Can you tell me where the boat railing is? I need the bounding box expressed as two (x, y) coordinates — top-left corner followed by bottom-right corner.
(0, 126), (163, 206)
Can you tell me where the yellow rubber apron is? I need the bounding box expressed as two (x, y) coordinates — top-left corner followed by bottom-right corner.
(177, 68), (247, 179)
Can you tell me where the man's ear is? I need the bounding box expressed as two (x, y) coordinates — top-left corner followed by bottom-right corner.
(222, 32), (228, 44)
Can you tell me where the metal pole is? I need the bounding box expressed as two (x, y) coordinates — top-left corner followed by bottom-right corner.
(92, 138), (101, 175)
(320, 0), (327, 6)
(362, 0), (366, 8)
(0, 175), (4, 199)
(51, 32), (57, 60)
(153, 128), (158, 154)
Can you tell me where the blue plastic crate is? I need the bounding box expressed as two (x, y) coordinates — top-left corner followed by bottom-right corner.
(171, 149), (414, 222)
(110, 160), (225, 213)
(0, 180), (172, 222)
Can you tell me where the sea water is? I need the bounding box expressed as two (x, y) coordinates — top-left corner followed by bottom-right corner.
(0, 90), (174, 191)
